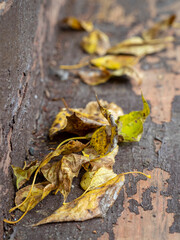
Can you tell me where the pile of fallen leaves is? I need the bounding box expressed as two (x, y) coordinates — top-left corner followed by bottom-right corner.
(60, 14), (177, 85)
(4, 95), (150, 225)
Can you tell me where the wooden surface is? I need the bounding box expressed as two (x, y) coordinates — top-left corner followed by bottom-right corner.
(1, 0), (180, 239)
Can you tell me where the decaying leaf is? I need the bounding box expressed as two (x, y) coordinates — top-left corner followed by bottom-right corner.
(90, 55), (139, 70)
(49, 100), (123, 139)
(81, 30), (110, 55)
(12, 161), (40, 189)
(79, 66), (142, 86)
(90, 96), (118, 156)
(80, 167), (117, 191)
(62, 17), (93, 32)
(116, 94), (150, 142)
(78, 69), (111, 86)
(33, 174), (125, 226)
(107, 36), (173, 57)
(142, 14), (176, 40)
(15, 182), (55, 212)
(83, 145), (119, 171)
(49, 109), (103, 139)
(57, 154), (89, 201)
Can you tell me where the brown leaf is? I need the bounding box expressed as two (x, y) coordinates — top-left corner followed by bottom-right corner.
(142, 14), (176, 40)
(49, 99), (123, 138)
(57, 154), (90, 201)
(81, 30), (110, 55)
(33, 174), (125, 226)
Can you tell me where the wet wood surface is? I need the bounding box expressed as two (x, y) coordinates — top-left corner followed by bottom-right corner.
(1, 0), (180, 239)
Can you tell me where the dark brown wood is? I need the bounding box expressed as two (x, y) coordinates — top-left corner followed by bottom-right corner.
(1, 0), (180, 239)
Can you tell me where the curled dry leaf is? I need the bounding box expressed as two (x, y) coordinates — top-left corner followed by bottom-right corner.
(78, 69), (111, 86)
(90, 55), (139, 70)
(49, 109), (103, 139)
(12, 161), (40, 189)
(107, 36), (173, 57)
(62, 17), (93, 32)
(49, 100), (123, 139)
(116, 94), (150, 142)
(80, 167), (117, 191)
(15, 182), (55, 212)
(83, 145), (119, 171)
(33, 174), (125, 226)
(81, 30), (110, 55)
(79, 66), (142, 86)
(90, 96), (118, 156)
(57, 154), (89, 202)
(142, 14), (176, 40)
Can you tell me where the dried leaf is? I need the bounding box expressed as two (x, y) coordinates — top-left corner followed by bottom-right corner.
(90, 55), (139, 70)
(12, 161), (40, 189)
(41, 161), (61, 186)
(15, 182), (55, 212)
(142, 14), (176, 40)
(62, 17), (93, 32)
(33, 174), (125, 226)
(49, 99), (122, 139)
(90, 97), (118, 156)
(81, 30), (110, 55)
(80, 167), (117, 191)
(83, 145), (119, 171)
(57, 154), (89, 201)
(78, 69), (111, 86)
(116, 94), (150, 142)
(107, 36), (173, 57)
(49, 109), (103, 139)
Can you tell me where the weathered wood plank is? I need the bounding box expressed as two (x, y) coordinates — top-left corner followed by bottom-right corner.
(1, 0), (180, 239)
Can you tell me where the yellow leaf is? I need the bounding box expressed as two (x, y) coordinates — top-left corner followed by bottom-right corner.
(78, 69), (111, 86)
(33, 174), (125, 226)
(83, 145), (119, 171)
(142, 14), (176, 40)
(81, 30), (110, 55)
(90, 96), (118, 156)
(80, 167), (117, 191)
(90, 55), (139, 70)
(15, 182), (55, 212)
(62, 17), (93, 32)
(107, 36), (173, 57)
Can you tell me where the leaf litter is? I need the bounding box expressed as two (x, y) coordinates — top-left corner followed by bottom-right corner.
(59, 14), (177, 86)
(4, 94), (151, 225)
(6, 12), (176, 226)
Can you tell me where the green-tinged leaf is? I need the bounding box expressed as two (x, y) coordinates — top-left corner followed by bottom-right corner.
(116, 94), (150, 142)
(33, 174), (125, 226)
(62, 17), (93, 32)
(80, 167), (117, 191)
(81, 30), (110, 55)
(12, 161), (40, 189)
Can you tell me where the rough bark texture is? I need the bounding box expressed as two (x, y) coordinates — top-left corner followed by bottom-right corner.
(1, 0), (180, 239)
